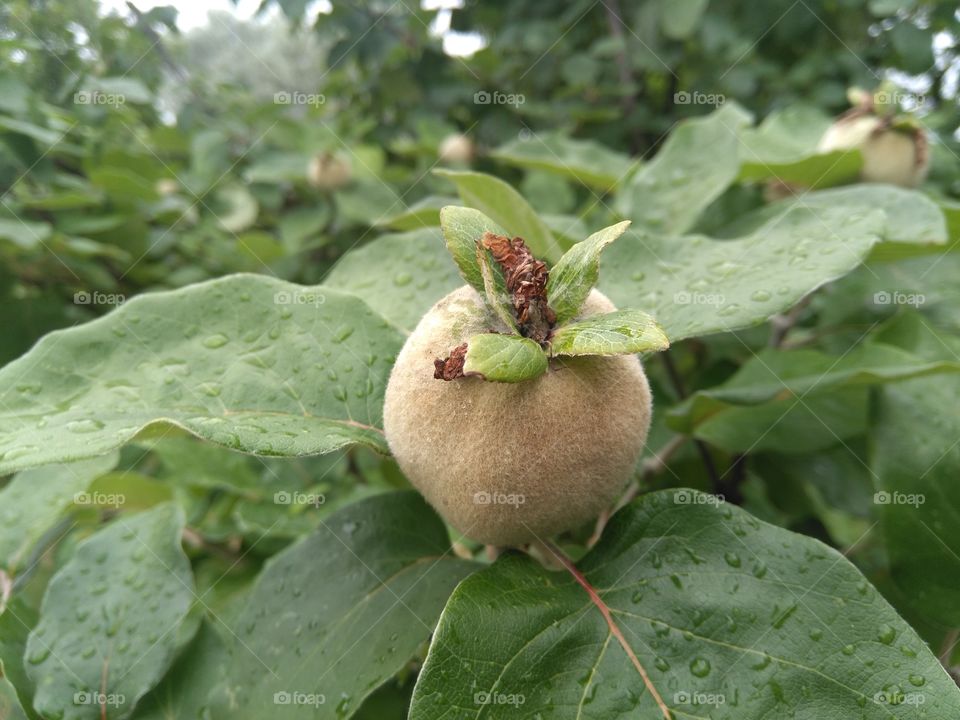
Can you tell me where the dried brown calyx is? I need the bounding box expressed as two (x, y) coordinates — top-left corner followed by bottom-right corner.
(433, 342), (467, 380)
(480, 232), (556, 344)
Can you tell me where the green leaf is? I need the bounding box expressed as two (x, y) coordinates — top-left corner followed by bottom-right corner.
(0, 453), (119, 573)
(549, 310), (669, 357)
(435, 170), (563, 263)
(723, 185), (948, 260)
(740, 150), (862, 188)
(659, 0), (709, 39)
(324, 228), (461, 333)
(491, 133), (637, 191)
(600, 205), (883, 341)
(130, 622), (229, 720)
(411, 490), (960, 719)
(475, 242), (519, 332)
(0, 598), (38, 720)
(437, 206), (508, 293)
(547, 220), (631, 324)
(872, 376), (960, 626)
(219, 492), (478, 720)
(737, 105), (863, 188)
(25, 504), (197, 720)
(0, 217), (53, 250)
(695, 389), (868, 454)
(668, 343), (960, 434)
(376, 195), (455, 231)
(870, 317), (960, 626)
(463, 333), (547, 382)
(615, 103), (752, 235)
(0, 275), (403, 475)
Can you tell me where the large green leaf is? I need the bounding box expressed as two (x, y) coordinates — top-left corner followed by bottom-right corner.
(463, 333), (547, 382)
(216, 492), (478, 720)
(547, 221), (631, 325)
(736, 105), (862, 188)
(324, 228), (462, 332)
(0, 454), (118, 574)
(25, 504), (196, 720)
(410, 490), (960, 719)
(491, 133), (637, 191)
(130, 622), (229, 720)
(615, 103), (752, 236)
(435, 170), (562, 263)
(723, 185), (948, 260)
(436, 206), (508, 294)
(0, 274), (403, 475)
(549, 310), (669, 357)
(376, 196), (455, 231)
(600, 205), (884, 341)
(870, 317), (960, 626)
(668, 343), (960, 434)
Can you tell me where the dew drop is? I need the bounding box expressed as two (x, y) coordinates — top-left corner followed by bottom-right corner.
(203, 334), (229, 349)
(689, 657), (711, 678)
(877, 624), (896, 645)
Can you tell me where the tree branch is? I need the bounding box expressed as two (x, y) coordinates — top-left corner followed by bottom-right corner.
(661, 351), (721, 491)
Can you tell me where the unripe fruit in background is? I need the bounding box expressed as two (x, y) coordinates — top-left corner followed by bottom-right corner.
(438, 133), (475, 164)
(306, 151), (353, 190)
(817, 94), (928, 188)
(155, 178), (179, 196)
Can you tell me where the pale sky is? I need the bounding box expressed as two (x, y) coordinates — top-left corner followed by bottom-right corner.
(98, 0), (485, 55)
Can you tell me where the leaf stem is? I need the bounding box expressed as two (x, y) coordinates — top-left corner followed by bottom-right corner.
(539, 541), (673, 720)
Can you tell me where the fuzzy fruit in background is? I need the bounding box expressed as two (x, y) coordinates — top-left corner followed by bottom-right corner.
(306, 151), (353, 190)
(438, 133), (475, 164)
(817, 87), (929, 188)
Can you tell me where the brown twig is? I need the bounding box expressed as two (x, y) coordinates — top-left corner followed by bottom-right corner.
(940, 628), (959, 667)
(769, 293), (813, 348)
(538, 540), (672, 720)
(661, 351), (721, 491)
(589, 435), (688, 547)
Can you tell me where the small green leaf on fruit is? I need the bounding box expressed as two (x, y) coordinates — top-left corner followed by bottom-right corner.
(463, 333), (548, 382)
(476, 239), (518, 332)
(549, 309), (669, 357)
(439, 206), (509, 292)
(547, 220), (631, 324)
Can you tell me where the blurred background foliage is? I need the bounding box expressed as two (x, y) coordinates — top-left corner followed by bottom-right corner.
(3, 0), (960, 365)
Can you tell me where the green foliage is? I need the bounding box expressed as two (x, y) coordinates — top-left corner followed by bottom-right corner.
(3, 1), (960, 719)
(413, 491), (960, 718)
(25, 504), (195, 720)
(0, 276), (401, 474)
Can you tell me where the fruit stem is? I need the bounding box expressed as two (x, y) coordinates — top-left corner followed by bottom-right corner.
(538, 540), (673, 720)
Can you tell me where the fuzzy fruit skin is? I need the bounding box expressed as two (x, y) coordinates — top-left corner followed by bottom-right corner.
(383, 285), (652, 546)
(817, 116), (928, 187)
